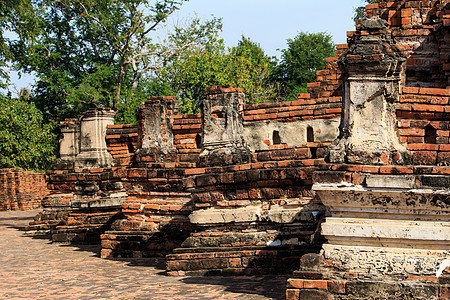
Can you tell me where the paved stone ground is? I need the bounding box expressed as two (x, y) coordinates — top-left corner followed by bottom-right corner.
(0, 210), (287, 300)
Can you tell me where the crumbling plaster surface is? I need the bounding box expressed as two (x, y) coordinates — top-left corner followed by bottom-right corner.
(243, 118), (340, 151)
(322, 244), (450, 276)
(188, 203), (325, 225)
(314, 183), (450, 217)
(74, 109), (115, 169)
(138, 101), (175, 153)
(201, 92), (247, 151)
(348, 79), (406, 152)
(314, 182), (450, 276)
(322, 217), (450, 249)
(59, 124), (80, 161)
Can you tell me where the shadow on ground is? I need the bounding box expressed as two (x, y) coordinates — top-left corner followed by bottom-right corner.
(180, 275), (287, 300)
(0, 210), (288, 300)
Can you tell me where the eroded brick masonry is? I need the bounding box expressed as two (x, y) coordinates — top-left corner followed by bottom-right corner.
(22, 0), (449, 299)
(0, 169), (48, 211)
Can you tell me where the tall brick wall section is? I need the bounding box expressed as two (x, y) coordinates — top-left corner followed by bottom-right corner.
(100, 99), (202, 257)
(173, 114), (202, 162)
(106, 124), (138, 166)
(285, 1), (450, 299)
(243, 96), (341, 123)
(364, 0), (450, 88)
(306, 43), (348, 99)
(242, 38), (346, 129)
(0, 169), (48, 211)
(398, 86), (450, 165)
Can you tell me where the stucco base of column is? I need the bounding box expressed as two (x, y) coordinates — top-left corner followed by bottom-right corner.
(74, 149), (114, 169)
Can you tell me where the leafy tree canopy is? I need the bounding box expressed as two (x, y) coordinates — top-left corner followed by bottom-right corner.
(8, 0), (188, 123)
(274, 32), (335, 101)
(150, 18), (278, 115)
(0, 0), (39, 88)
(0, 93), (56, 171)
(229, 36), (277, 104)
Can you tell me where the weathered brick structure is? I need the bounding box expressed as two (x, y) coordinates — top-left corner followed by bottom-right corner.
(0, 169), (48, 210)
(27, 109), (127, 242)
(286, 1), (450, 299)
(101, 97), (198, 257)
(25, 0), (448, 298)
(164, 84), (340, 275)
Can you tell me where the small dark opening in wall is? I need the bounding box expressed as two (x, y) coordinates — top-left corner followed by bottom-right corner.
(310, 147), (317, 159)
(195, 133), (202, 149)
(424, 124), (437, 144)
(127, 142), (135, 154)
(307, 126), (314, 143)
(273, 130), (281, 145)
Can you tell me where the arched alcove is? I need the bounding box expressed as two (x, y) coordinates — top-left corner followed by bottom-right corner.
(424, 124), (437, 144)
(273, 130), (281, 145)
(307, 126), (314, 143)
(195, 133), (202, 149)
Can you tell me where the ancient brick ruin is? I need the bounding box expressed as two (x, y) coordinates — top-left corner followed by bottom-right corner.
(0, 169), (48, 211)
(22, 0), (450, 299)
(286, 1), (450, 299)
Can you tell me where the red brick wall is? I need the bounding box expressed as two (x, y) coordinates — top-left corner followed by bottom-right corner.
(364, 0), (450, 88)
(106, 124), (138, 166)
(173, 114), (202, 162)
(0, 169), (48, 211)
(397, 86), (450, 165)
(241, 44), (345, 125)
(243, 96), (341, 123)
(307, 43), (347, 99)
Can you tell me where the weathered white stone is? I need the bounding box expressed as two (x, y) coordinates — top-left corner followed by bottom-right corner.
(75, 109), (115, 169)
(244, 118), (340, 151)
(188, 204), (318, 225)
(365, 175), (415, 189)
(189, 206), (261, 225)
(321, 217), (450, 249)
(436, 259), (450, 277)
(59, 123), (80, 161)
(322, 244), (449, 276)
(72, 192), (128, 208)
(314, 183), (450, 215)
(267, 240), (282, 246)
(267, 207), (321, 223)
(315, 182), (450, 277)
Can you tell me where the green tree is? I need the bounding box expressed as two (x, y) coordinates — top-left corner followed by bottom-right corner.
(229, 36), (277, 104)
(354, 0), (379, 21)
(9, 0), (189, 122)
(0, 0), (39, 88)
(154, 17), (230, 114)
(3, 0), (197, 169)
(274, 32), (335, 101)
(0, 94), (56, 171)
(62, 0), (188, 108)
(153, 20), (278, 114)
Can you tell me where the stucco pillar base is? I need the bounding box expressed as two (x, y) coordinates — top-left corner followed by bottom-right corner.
(74, 150), (114, 169)
(323, 244), (449, 277)
(313, 182), (450, 279)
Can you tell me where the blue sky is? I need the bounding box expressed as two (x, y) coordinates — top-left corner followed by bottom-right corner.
(170, 0), (365, 57)
(8, 0), (366, 93)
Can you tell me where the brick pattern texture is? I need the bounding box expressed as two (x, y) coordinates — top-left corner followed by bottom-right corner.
(0, 169), (48, 210)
